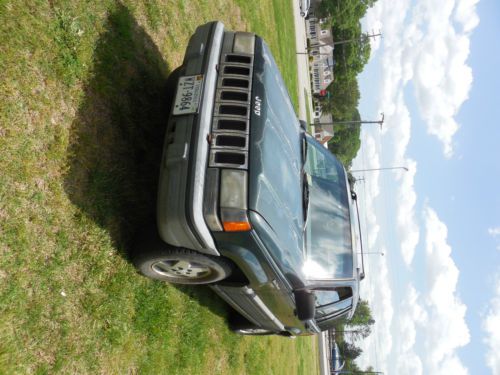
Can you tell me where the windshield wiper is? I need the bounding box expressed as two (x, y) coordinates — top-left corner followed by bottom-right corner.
(302, 171), (310, 225)
(302, 136), (308, 166)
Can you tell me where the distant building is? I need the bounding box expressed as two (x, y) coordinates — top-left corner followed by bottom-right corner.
(306, 9), (335, 94)
(314, 111), (334, 147)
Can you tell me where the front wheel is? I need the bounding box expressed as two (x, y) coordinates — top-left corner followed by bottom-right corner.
(132, 238), (232, 284)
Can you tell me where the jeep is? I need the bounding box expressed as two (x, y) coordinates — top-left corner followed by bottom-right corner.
(132, 21), (363, 336)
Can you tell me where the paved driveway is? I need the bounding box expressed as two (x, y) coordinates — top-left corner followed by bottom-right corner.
(291, 9), (328, 374)
(291, 0), (314, 123)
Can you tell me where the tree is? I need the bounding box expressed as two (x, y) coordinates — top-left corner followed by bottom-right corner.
(320, 77), (360, 119)
(342, 342), (363, 360)
(314, 0), (378, 166)
(327, 109), (361, 168)
(349, 299), (375, 326)
(317, 0), (377, 29)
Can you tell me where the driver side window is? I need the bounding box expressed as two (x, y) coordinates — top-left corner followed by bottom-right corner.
(305, 138), (342, 183)
(315, 287), (353, 319)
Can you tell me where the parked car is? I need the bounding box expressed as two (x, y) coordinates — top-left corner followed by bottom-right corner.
(331, 341), (346, 373)
(132, 21), (363, 337)
(299, 0), (311, 17)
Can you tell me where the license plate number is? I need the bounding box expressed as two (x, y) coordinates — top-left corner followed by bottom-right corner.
(173, 75), (204, 115)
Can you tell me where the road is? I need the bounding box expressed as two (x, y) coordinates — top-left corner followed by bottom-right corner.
(318, 331), (330, 375)
(291, 6), (327, 374)
(291, 0), (314, 123)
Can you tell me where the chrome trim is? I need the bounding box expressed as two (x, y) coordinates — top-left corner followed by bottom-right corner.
(209, 49), (254, 170)
(211, 132), (248, 150)
(203, 168), (223, 231)
(209, 149), (248, 169)
(211, 285), (286, 332)
(188, 22), (225, 255)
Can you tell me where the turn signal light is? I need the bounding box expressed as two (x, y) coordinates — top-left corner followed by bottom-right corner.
(222, 221), (252, 232)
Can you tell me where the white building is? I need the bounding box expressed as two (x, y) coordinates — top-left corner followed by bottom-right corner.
(306, 11), (335, 94)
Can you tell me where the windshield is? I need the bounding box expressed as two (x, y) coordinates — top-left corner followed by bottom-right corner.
(302, 137), (353, 279)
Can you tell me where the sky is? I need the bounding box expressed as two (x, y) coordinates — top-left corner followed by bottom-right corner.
(353, 0), (500, 373)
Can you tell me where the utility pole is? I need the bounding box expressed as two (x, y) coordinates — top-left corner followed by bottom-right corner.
(300, 31), (381, 55)
(350, 166), (408, 173)
(316, 113), (385, 129)
(310, 31), (382, 49)
(334, 372), (383, 375)
(295, 51), (335, 55)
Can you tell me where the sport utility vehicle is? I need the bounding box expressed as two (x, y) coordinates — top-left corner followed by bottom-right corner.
(132, 22), (363, 336)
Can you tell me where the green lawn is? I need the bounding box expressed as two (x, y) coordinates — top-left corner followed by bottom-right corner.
(0, 0), (316, 373)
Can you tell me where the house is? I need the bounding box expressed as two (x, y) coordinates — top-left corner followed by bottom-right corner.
(314, 112), (334, 147)
(305, 8), (335, 94)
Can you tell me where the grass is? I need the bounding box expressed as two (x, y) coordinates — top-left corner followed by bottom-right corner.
(0, 0), (314, 373)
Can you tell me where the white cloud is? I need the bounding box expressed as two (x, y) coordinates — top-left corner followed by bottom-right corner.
(424, 207), (470, 374)
(394, 285), (427, 375)
(354, 0), (478, 372)
(488, 227), (500, 251)
(483, 278), (500, 374)
(454, 0), (480, 33)
(488, 227), (500, 237)
(366, 0), (479, 158)
(396, 159), (420, 265)
(357, 253), (394, 373)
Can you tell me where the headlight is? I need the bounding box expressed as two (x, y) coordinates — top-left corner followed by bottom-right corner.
(220, 169), (251, 231)
(233, 32), (255, 54)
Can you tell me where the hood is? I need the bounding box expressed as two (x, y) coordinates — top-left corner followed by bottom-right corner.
(247, 37), (304, 277)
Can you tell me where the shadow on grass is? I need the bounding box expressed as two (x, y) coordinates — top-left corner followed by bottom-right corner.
(65, 3), (169, 246)
(64, 4), (229, 320)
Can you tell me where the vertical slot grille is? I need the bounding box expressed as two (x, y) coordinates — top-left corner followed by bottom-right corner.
(209, 49), (253, 169)
(224, 66), (250, 76)
(219, 105), (247, 117)
(222, 78), (249, 88)
(214, 152), (246, 166)
(226, 55), (252, 64)
(215, 135), (246, 148)
(216, 119), (247, 132)
(220, 91), (248, 102)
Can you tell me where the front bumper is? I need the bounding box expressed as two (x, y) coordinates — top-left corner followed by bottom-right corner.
(157, 21), (256, 257)
(157, 22), (224, 256)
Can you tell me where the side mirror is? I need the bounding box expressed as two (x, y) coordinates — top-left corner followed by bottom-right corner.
(294, 289), (316, 321)
(299, 120), (308, 131)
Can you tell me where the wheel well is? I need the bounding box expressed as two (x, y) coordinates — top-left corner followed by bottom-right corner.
(215, 256), (249, 285)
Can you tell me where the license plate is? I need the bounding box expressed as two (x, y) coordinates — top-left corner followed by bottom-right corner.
(173, 75), (204, 115)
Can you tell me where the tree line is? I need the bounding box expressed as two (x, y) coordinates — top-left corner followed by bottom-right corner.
(331, 299), (376, 372)
(315, 0), (378, 168)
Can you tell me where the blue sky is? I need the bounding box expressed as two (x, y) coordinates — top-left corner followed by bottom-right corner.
(353, 0), (500, 373)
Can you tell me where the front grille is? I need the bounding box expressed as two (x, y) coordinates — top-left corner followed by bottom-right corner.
(210, 50), (253, 169)
(213, 118), (248, 132)
(220, 91), (248, 102)
(225, 54), (252, 64)
(214, 134), (247, 148)
(217, 104), (248, 117)
(224, 66), (250, 76)
(222, 78), (249, 88)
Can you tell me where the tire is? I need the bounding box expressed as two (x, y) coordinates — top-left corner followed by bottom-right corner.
(132, 235), (232, 284)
